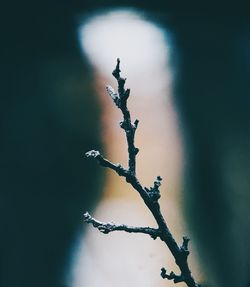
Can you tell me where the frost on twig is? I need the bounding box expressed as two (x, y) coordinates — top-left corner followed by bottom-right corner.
(84, 59), (201, 287)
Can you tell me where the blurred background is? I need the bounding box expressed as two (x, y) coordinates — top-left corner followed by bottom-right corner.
(1, 1), (250, 287)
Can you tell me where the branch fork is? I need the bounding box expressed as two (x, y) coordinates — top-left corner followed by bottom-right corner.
(84, 59), (201, 287)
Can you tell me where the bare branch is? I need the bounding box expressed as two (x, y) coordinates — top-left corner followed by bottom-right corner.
(84, 59), (201, 287)
(83, 212), (161, 240)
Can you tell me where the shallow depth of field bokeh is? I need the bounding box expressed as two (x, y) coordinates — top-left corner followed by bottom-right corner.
(2, 2), (250, 287)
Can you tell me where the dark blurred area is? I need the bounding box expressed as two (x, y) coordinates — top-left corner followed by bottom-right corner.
(173, 14), (250, 287)
(1, 1), (250, 287)
(1, 2), (103, 287)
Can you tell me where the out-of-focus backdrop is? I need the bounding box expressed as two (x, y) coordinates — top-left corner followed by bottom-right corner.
(1, 2), (250, 287)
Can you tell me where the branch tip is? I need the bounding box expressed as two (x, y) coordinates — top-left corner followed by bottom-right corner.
(84, 212), (161, 238)
(112, 58), (121, 79)
(83, 212), (91, 222)
(154, 176), (162, 188)
(85, 150), (100, 158)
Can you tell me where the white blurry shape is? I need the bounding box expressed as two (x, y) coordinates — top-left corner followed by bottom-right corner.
(78, 9), (169, 79)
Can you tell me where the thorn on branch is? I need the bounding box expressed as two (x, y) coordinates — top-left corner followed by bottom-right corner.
(161, 268), (184, 283)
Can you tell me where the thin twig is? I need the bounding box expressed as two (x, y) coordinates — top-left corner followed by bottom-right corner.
(84, 59), (201, 287)
(83, 212), (161, 240)
(85, 150), (127, 176)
